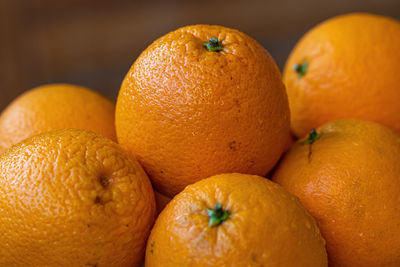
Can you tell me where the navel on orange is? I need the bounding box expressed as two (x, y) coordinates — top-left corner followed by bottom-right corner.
(284, 13), (400, 137)
(0, 129), (156, 266)
(273, 119), (400, 266)
(0, 83), (116, 154)
(146, 173), (327, 266)
(116, 24), (290, 197)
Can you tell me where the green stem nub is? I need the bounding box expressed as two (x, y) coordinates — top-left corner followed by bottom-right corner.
(203, 37), (224, 52)
(302, 129), (321, 145)
(293, 60), (308, 77)
(207, 203), (230, 227)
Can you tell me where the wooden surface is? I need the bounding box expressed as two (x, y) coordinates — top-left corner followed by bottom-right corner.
(1, 0), (400, 110)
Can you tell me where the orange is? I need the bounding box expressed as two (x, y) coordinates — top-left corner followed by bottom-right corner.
(116, 24), (291, 197)
(145, 173), (327, 266)
(272, 119), (400, 266)
(0, 129), (156, 266)
(283, 13), (400, 137)
(0, 83), (116, 154)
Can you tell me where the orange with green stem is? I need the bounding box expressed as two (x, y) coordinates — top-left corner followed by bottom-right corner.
(273, 119), (400, 266)
(284, 13), (400, 137)
(146, 173), (327, 266)
(116, 24), (291, 197)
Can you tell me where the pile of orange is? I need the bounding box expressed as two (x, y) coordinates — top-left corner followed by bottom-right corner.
(1, 12), (400, 266)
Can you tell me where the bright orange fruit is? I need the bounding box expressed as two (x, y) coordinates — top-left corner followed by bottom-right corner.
(284, 13), (400, 137)
(116, 24), (290, 197)
(273, 119), (400, 266)
(0, 129), (156, 266)
(146, 173), (327, 266)
(0, 83), (116, 154)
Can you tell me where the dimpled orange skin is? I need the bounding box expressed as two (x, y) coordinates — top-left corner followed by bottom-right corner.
(0, 129), (156, 266)
(272, 119), (400, 266)
(284, 13), (400, 138)
(145, 173), (328, 267)
(0, 83), (117, 154)
(116, 25), (291, 197)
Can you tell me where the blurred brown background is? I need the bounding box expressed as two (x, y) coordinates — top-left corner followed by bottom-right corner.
(1, 0), (400, 111)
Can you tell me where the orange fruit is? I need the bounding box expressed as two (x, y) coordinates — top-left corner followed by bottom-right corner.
(145, 173), (327, 266)
(283, 13), (400, 137)
(272, 119), (400, 266)
(0, 129), (156, 266)
(0, 83), (116, 154)
(116, 24), (291, 197)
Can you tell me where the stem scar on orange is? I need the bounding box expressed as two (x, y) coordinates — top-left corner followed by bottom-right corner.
(203, 37), (224, 52)
(116, 24), (291, 197)
(206, 202), (230, 227)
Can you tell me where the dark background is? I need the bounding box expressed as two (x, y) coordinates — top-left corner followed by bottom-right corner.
(1, 0), (400, 111)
